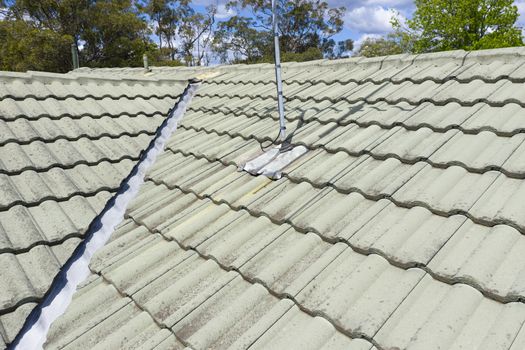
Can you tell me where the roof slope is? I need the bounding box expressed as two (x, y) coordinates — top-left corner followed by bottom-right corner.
(4, 46), (525, 349)
(0, 71), (187, 346)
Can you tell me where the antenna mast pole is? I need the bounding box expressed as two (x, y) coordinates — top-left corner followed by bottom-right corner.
(272, 0), (286, 142)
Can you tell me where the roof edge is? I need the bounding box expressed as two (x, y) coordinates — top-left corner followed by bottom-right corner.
(72, 46), (525, 76)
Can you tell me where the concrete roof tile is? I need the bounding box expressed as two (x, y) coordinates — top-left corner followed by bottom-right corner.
(0, 240), (79, 311)
(456, 60), (522, 81)
(104, 237), (193, 295)
(429, 222), (525, 301)
(0, 302), (36, 345)
(429, 131), (525, 170)
(501, 140), (525, 174)
(90, 220), (149, 271)
(326, 124), (392, 152)
(461, 103), (525, 134)
(246, 305), (373, 350)
(404, 102), (481, 130)
(510, 325), (525, 350)
(372, 127), (457, 160)
(5, 48), (525, 348)
(396, 60), (463, 82)
(45, 276), (147, 348)
(0, 159), (132, 209)
(0, 71), (180, 341)
(286, 149), (357, 184)
(292, 191), (387, 240)
(375, 275), (525, 350)
(489, 80), (525, 103)
(349, 204), (466, 266)
(392, 166), (499, 213)
(335, 157), (425, 196)
(470, 175), (525, 230)
(159, 201), (234, 246)
(433, 79), (507, 104)
(135, 258), (237, 327)
(60, 309), (184, 350)
(296, 249), (425, 336)
(0, 192), (110, 252)
(239, 234), (343, 296)
(195, 214), (290, 269)
(173, 281), (277, 349)
(508, 61), (525, 80)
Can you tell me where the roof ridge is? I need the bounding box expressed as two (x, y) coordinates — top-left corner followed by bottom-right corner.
(70, 46), (525, 76)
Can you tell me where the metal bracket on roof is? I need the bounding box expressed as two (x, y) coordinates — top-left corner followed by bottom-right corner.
(238, 0), (305, 180)
(241, 144), (308, 179)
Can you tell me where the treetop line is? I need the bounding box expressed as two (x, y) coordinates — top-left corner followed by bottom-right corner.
(0, 0), (522, 72)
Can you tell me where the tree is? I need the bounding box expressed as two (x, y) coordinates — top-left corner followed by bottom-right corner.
(213, 15), (271, 63)
(337, 39), (354, 56)
(355, 35), (403, 58)
(323, 38), (354, 58)
(8, 0), (153, 69)
(80, 1), (153, 67)
(0, 19), (73, 72)
(178, 5), (217, 66)
(394, 0), (523, 53)
(139, 0), (217, 66)
(139, 0), (192, 60)
(213, 0), (352, 63)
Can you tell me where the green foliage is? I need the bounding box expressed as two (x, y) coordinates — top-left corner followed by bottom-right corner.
(139, 1), (218, 66)
(322, 38), (354, 58)
(213, 0), (352, 63)
(80, 1), (153, 67)
(1, 0), (353, 70)
(355, 35), (403, 57)
(281, 46), (324, 61)
(0, 19), (73, 72)
(178, 5), (217, 66)
(138, 0), (192, 60)
(394, 0), (523, 53)
(151, 59), (185, 66)
(338, 39), (354, 54)
(213, 15), (272, 63)
(5, 0), (152, 71)
(146, 47), (184, 66)
(248, 46), (323, 64)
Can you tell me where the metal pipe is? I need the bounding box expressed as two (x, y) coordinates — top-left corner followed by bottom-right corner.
(71, 43), (79, 70)
(143, 53), (149, 71)
(272, 0), (286, 142)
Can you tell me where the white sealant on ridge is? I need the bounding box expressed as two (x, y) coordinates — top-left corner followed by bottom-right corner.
(11, 81), (200, 350)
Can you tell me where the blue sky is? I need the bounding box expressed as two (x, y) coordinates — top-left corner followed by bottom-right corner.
(191, 0), (525, 53)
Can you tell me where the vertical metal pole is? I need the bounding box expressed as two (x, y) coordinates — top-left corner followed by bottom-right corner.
(272, 0), (286, 142)
(143, 53), (149, 71)
(71, 43), (79, 70)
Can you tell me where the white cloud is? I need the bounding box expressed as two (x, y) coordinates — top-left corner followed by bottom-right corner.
(215, 4), (236, 19)
(345, 6), (396, 34)
(328, 0), (414, 12)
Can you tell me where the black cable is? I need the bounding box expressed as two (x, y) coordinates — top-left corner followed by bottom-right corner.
(260, 127), (283, 152)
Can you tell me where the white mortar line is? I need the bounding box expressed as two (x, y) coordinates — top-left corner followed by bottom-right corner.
(10, 80), (201, 350)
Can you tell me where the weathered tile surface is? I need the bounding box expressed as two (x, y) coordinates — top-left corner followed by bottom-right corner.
(5, 48), (525, 349)
(0, 71), (186, 345)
